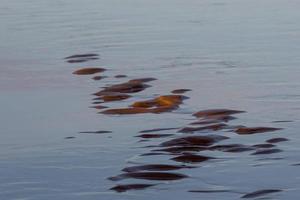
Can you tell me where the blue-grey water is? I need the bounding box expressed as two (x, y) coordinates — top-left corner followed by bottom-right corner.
(1, 0), (300, 199)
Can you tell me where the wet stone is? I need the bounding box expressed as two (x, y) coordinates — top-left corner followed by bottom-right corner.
(73, 67), (106, 75)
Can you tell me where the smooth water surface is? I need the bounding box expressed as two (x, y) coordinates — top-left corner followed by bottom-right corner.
(1, 0), (300, 199)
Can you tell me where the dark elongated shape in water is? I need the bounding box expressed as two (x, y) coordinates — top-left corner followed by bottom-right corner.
(153, 146), (207, 153)
(64, 53), (99, 59)
(79, 130), (112, 134)
(122, 164), (193, 172)
(171, 89), (191, 94)
(108, 172), (188, 181)
(266, 137), (289, 143)
(251, 148), (282, 155)
(210, 144), (255, 153)
(136, 133), (174, 138)
(160, 135), (228, 147)
(73, 67), (106, 75)
(241, 189), (282, 198)
(94, 80), (151, 95)
(178, 123), (228, 133)
(235, 127), (282, 135)
(193, 109), (245, 118)
(139, 127), (179, 133)
(101, 95), (187, 115)
(171, 154), (213, 163)
(252, 143), (275, 148)
(110, 184), (155, 192)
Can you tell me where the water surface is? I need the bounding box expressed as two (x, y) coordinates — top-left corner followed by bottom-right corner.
(1, 0), (300, 199)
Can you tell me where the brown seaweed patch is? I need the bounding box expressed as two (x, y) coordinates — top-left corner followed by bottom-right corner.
(266, 137), (289, 143)
(136, 134), (174, 139)
(73, 68), (106, 75)
(110, 184), (155, 192)
(131, 95), (187, 108)
(172, 154), (213, 163)
(251, 149), (282, 155)
(171, 89), (191, 94)
(109, 172), (188, 181)
(122, 164), (193, 172)
(193, 109), (245, 118)
(235, 127), (282, 135)
(101, 95), (187, 115)
(179, 123), (228, 133)
(160, 135), (228, 147)
(139, 127), (180, 133)
(241, 189), (282, 198)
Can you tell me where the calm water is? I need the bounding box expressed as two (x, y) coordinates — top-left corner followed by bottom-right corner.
(1, 0), (300, 199)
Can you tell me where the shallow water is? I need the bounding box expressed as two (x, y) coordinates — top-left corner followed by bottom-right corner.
(1, 0), (300, 199)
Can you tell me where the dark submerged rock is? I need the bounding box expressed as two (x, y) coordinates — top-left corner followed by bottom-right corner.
(110, 184), (155, 192)
(241, 189), (282, 198)
(109, 172), (188, 181)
